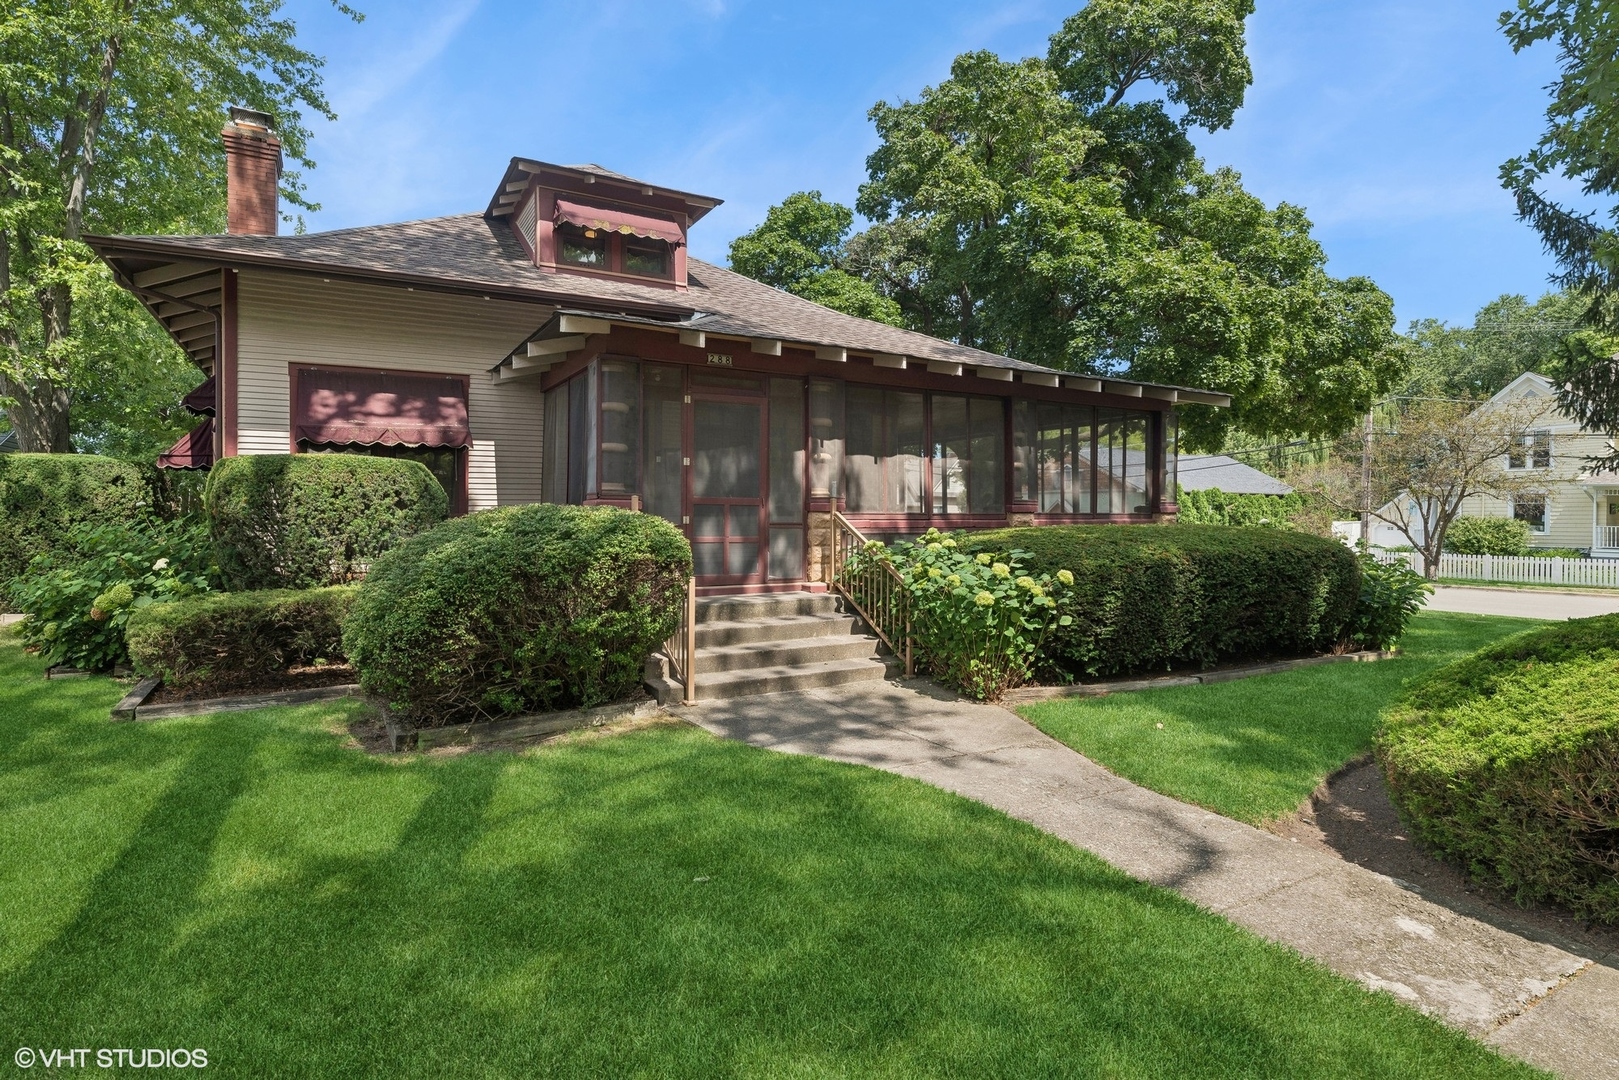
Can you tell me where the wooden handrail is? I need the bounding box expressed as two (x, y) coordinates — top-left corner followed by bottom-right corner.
(661, 574), (698, 705)
(828, 511), (914, 678)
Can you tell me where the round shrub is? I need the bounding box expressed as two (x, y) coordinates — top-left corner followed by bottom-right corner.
(963, 525), (1360, 678)
(344, 504), (691, 726)
(204, 454), (448, 590)
(126, 585), (356, 695)
(1376, 615), (1619, 924)
(1443, 516), (1531, 557)
(0, 453), (154, 593)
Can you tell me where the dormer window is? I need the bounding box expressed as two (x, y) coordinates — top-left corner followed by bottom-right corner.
(552, 196), (683, 280)
(558, 223), (608, 268)
(624, 236), (670, 278)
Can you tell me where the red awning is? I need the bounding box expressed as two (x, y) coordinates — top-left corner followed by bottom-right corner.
(294, 367), (470, 449)
(157, 418), (214, 470)
(182, 375), (216, 416)
(554, 197), (684, 246)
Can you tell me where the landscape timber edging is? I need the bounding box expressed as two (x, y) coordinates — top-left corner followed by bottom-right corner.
(1000, 650), (1397, 704)
(111, 678), (363, 721)
(394, 698), (663, 753)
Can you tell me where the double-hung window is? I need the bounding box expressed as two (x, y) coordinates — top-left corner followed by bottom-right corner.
(1508, 430), (1551, 470)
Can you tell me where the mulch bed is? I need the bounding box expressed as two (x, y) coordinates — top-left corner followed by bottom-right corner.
(1269, 758), (1619, 964)
(145, 663), (357, 705)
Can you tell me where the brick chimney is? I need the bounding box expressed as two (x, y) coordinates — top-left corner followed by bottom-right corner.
(221, 107), (282, 235)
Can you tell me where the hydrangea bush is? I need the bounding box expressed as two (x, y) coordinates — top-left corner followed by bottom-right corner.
(7, 518), (215, 671)
(847, 528), (1073, 701)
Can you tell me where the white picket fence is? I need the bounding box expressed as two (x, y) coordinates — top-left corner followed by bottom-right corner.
(1370, 548), (1619, 588)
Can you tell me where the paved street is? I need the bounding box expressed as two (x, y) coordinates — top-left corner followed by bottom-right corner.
(1425, 585), (1619, 620)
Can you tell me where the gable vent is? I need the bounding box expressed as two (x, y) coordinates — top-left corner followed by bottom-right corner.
(516, 196), (538, 257)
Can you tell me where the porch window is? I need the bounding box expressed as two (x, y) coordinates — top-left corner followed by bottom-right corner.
(768, 378), (806, 579)
(1098, 409), (1151, 515)
(808, 379), (844, 501)
(1512, 494), (1548, 533)
(598, 360), (639, 495)
(543, 380), (570, 505)
(930, 394), (1005, 514)
(845, 387), (925, 513)
(641, 363), (684, 524)
(1031, 402), (1096, 514)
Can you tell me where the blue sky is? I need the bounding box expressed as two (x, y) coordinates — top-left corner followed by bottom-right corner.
(279, 0), (1565, 329)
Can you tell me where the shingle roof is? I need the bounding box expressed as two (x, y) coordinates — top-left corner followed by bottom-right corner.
(1177, 455), (1293, 495)
(88, 213), (1224, 393)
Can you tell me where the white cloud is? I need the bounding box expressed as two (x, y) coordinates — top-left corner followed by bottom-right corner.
(334, 0), (483, 119)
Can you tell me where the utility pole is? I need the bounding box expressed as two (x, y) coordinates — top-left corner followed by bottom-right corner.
(1360, 408), (1373, 548)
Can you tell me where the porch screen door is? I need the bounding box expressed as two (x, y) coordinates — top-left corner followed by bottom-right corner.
(690, 397), (765, 584)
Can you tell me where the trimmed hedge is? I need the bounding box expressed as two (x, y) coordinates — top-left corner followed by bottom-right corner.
(1176, 487), (1307, 528)
(344, 504), (690, 726)
(1443, 516), (1531, 557)
(125, 586), (356, 695)
(0, 453), (153, 593)
(204, 454), (448, 590)
(962, 525), (1360, 678)
(1377, 615), (1619, 924)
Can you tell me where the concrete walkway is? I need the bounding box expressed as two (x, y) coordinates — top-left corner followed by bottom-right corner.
(1427, 584), (1619, 620)
(692, 680), (1618, 1080)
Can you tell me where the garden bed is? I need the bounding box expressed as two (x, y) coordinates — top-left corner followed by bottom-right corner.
(112, 673), (362, 722)
(144, 662), (356, 705)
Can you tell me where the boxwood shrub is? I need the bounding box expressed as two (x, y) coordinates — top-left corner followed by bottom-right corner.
(1376, 615), (1619, 924)
(961, 524), (1360, 678)
(125, 585), (356, 695)
(204, 454), (448, 590)
(344, 503), (690, 726)
(0, 453), (153, 594)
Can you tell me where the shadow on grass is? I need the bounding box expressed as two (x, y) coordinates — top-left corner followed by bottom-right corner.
(0, 630), (1536, 1077)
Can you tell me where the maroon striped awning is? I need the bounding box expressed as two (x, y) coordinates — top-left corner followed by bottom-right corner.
(157, 418), (214, 470)
(294, 367), (469, 449)
(554, 197), (683, 246)
(182, 375), (216, 417)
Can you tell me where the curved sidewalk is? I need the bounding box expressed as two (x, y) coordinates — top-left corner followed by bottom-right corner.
(691, 679), (1617, 1080)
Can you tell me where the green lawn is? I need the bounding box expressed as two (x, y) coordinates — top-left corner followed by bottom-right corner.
(0, 629), (1540, 1078)
(1018, 611), (1542, 825)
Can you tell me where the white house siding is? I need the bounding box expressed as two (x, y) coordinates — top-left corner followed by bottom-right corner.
(234, 270), (548, 510)
(1455, 430), (1611, 551)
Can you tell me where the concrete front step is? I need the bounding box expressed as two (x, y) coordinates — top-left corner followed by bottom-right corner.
(647, 591), (894, 704)
(688, 656), (898, 699)
(696, 592), (839, 623)
(695, 611), (865, 648)
(696, 633), (883, 674)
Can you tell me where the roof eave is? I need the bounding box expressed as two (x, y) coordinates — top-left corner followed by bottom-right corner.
(84, 233), (700, 321)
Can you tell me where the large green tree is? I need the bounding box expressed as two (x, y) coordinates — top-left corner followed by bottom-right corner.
(1399, 290), (1608, 400)
(0, 0), (354, 453)
(727, 191), (903, 326)
(1499, 0), (1619, 461)
(840, 1), (1401, 450)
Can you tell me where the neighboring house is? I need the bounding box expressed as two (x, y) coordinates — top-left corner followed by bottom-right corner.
(87, 108), (1229, 593)
(1368, 371), (1618, 555)
(1176, 454), (1292, 496)
(0, 430), (16, 454)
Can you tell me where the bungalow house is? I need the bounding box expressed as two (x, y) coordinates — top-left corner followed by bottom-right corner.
(89, 109), (1230, 595)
